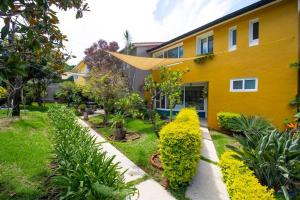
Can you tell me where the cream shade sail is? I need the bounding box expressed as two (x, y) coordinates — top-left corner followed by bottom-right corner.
(107, 51), (205, 70)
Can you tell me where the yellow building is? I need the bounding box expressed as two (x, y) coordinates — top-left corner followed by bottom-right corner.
(71, 61), (89, 85)
(147, 0), (299, 129)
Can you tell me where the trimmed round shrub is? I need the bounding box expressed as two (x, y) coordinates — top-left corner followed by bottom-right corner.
(159, 108), (202, 189)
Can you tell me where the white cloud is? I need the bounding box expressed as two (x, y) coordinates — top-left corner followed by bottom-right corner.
(57, 0), (258, 65)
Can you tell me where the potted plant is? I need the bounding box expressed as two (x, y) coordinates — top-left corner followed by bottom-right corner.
(111, 113), (126, 140)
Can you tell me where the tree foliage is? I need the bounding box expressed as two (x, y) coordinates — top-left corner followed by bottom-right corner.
(84, 39), (120, 73)
(0, 0), (88, 116)
(84, 69), (128, 124)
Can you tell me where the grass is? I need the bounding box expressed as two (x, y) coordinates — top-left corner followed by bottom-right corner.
(89, 115), (164, 179)
(89, 115), (191, 200)
(0, 104), (52, 199)
(210, 130), (237, 157)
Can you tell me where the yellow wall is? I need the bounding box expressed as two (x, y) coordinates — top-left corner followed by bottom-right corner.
(152, 0), (298, 129)
(73, 61), (87, 86)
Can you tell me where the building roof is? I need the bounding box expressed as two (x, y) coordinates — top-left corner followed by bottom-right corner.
(147, 0), (277, 53)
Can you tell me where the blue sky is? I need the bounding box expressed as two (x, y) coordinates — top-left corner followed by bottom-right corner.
(57, 0), (260, 65)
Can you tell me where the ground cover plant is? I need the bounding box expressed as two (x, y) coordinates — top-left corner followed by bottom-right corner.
(48, 105), (136, 199)
(0, 109), (52, 199)
(219, 151), (275, 200)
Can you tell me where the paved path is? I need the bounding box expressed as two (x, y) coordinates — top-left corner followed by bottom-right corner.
(77, 118), (175, 200)
(186, 127), (230, 200)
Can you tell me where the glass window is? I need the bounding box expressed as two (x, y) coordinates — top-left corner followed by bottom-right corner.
(249, 19), (259, 46)
(245, 79), (256, 89)
(178, 46), (183, 58)
(161, 95), (165, 109)
(184, 86), (204, 111)
(232, 30), (236, 45)
(197, 33), (214, 55)
(232, 80), (243, 90)
(208, 36), (213, 53)
(252, 22), (259, 40)
(167, 47), (178, 58)
(231, 78), (258, 92)
(201, 38), (208, 54)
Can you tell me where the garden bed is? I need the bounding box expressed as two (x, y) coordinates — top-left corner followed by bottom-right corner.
(88, 115), (164, 182)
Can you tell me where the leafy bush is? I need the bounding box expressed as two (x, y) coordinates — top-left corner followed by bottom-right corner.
(47, 105), (136, 199)
(115, 92), (145, 119)
(219, 151), (275, 200)
(0, 86), (8, 99)
(229, 115), (273, 134)
(54, 81), (83, 107)
(228, 129), (300, 194)
(159, 108), (202, 189)
(217, 112), (241, 131)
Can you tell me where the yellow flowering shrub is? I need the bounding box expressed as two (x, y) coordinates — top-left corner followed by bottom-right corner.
(159, 108), (202, 189)
(219, 151), (275, 200)
(0, 86), (7, 99)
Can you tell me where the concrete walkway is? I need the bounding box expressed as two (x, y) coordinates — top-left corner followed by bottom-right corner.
(77, 118), (175, 200)
(186, 127), (230, 200)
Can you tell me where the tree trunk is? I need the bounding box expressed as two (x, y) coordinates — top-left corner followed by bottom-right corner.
(11, 92), (21, 116)
(10, 77), (22, 117)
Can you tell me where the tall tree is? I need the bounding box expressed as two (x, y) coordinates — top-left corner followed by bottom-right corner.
(83, 69), (128, 124)
(84, 39), (120, 73)
(0, 0), (89, 116)
(123, 29), (136, 91)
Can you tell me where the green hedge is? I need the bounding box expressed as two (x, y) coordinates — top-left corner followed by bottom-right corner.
(219, 151), (275, 200)
(47, 104), (136, 199)
(159, 108), (202, 189)
(217, 112), (241, 131)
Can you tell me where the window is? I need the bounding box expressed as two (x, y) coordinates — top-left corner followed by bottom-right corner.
(228, 26), (237, 51)
(196, 31), (214, 55)
(249, 19), (259, 46)
(230, 78), (258, 92)
(153, 45), (183, 58)
(167, 47), (179, 58)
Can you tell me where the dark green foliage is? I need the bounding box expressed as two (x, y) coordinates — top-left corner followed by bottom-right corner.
(229, 115), (274, 134)
(55, 81), (83, 107)
(193, 53), (214, 64)
(115, 92), (146, 119)
(217, 112), (241, 131)
(47, 105), (136, 199)
(228, 129), (300, 194)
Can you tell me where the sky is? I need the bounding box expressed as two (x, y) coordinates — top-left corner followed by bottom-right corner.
(57, 0), (260, 65)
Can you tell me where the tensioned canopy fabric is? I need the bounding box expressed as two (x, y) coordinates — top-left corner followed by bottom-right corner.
(106, 51), (205, 70)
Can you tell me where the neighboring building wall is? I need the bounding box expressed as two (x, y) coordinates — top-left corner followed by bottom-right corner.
(72, 61), (88, 85)
(151, 0), (298, 129)
(124, 43), (161, 94)
(43, 83), (60, 102)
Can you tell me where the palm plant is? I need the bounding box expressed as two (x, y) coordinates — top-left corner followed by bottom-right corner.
(111, 113), (126, 140)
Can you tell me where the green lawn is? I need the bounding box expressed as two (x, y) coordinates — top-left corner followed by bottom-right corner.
(0, 105), (52, 200)
(89, 115), (164, 180)
(210, 130), (237, 157)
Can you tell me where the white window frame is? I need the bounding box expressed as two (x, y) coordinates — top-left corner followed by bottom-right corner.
(230, 78), (258, 92)
(196, 30), (214, 55)
(228, 26), (237, 51)
(249, 18), (259, 46)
